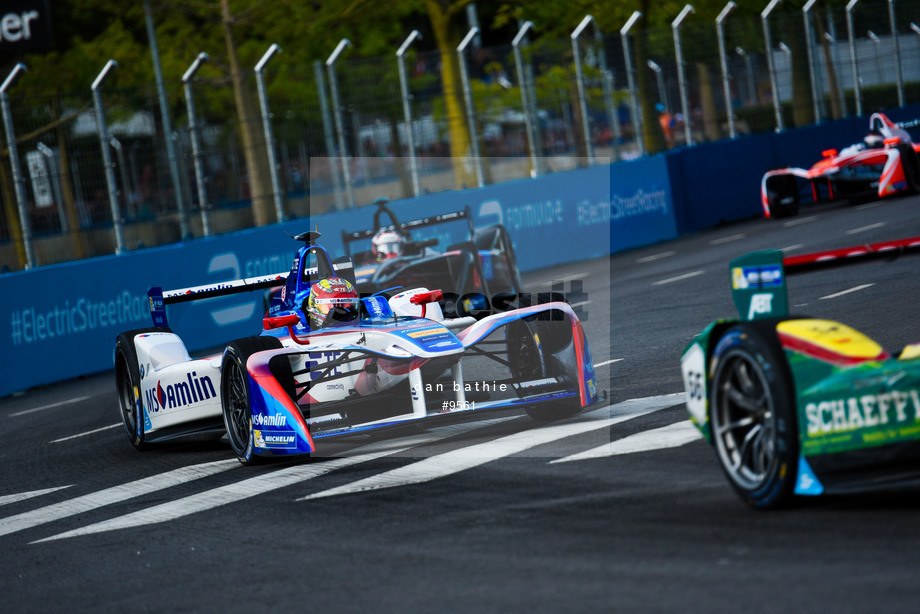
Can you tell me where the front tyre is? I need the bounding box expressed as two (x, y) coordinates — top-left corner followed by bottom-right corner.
(507, 317), (582, 422)
(220, 336), (283, 464)
(709, 324), (798, 509)
(114, 327), (171, 450)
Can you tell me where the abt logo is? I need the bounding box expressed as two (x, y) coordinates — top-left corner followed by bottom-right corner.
(748, 293), (774, 320)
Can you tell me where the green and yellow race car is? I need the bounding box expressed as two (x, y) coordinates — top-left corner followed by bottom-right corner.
(681, 238), (920, 508)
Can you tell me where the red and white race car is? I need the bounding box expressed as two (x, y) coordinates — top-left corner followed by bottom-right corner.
(761, 113), (920, 218)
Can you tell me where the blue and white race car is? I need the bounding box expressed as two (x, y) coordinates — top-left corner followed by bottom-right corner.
(114, 231), (600, 464)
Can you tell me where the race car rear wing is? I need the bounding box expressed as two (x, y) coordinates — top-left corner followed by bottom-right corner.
(730, 236), (920, 321)
(341, 199), (476, 256)
(146, 260), (356, 327)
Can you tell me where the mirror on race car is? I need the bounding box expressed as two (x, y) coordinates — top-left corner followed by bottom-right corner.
(263, 314), (300, 330)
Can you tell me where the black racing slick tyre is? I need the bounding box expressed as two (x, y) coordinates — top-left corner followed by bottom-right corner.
(709, 323), (798, 509)
(220, 336), (284, 464)
(114, 327), (172, 451)
(507, 316), (582, 422)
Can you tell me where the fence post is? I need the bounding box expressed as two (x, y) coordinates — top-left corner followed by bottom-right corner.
(327, 39), (356, 207)
(397, 30), (423, 196)
(717, 2), (738, 139)
(803, 0), (821, 123)
(513, 21), (540, 177)
(648, 61), (668, 111)
(255, 43), (284, 222)
(144, 0), (189, 239)
(621, 11), (644, 157)
(183, 52), (211, 236)
(1, 63), (34, 268)
(888, 0), (904, 107)
(91, 60), (125, 255)
(109, 137), (132, 220)
(673, 5), (695, 145)
(458, 27), (484, 188)
(314, 61), (343, 210)
(37, 142), (67, 233)
(762, 0), (784, 132)
(572, 16), (595, 166)
(846, 0), (862, 117)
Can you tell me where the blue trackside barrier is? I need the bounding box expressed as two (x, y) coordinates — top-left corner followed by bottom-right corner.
(0, 157), (677, 396)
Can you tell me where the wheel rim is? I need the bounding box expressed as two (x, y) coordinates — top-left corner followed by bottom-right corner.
(222, 358), (251, 453)
(712, 348), (777, 490)
(116, 354), (138, 437)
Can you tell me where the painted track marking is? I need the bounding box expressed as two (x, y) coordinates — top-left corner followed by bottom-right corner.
(50, 424), (120, 443)
(820, 284), (874, 300)
(709, 234), (745, 245)
(846, 222), (885, 235)
(299, 394), (684, 501)
(636, 251), (675, 264)
(653, 271), (704, 286)
(551, 420), (700, 463)
(11, 396), (91, 417)
(0, 486), (73, 508)
(0, 460), (238, 538)
(783, 216), (817, 227)
(23, 395), (689, 542)
(33, 418), (516, 542)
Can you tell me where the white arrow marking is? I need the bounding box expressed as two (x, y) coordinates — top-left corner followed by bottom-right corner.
(551, 420), (701, 463)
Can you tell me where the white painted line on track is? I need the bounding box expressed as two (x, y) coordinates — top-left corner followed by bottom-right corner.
(35, 453), (396, 543)
(0, 460), (238, 538)
(11, 396), (91, 417)
(0, 486), (73, 508)
(551, 420), (700, 463)
(299, 393), (684, 501)
(846, 222), (885, 235)
(653, 270), (704, 286)
(569, 301), (590, 309)
(856, 202), (883, 210)
(536, 272), (589, 286)
(34, 418), (516, 542)
(595, 359), (624, 368)
(636, 251), (676, 263)
(783, 216), (817, 227)
(50, 423), (120, 443)
(781, 244), (804, 252)
(709, 234), (745, 245)
(820, 284), (874, 300)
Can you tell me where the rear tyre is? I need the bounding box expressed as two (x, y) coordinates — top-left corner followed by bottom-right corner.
(507, 317), (582, 422)
(709, 323), (798, 509)
(220, 336), (284, 464)
(114, 327), (171, 450)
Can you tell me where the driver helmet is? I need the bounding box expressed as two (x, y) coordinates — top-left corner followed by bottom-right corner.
(371, 229), (404, 261)
(305, 277), (359, 329)
(864, 130), (884, 149)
